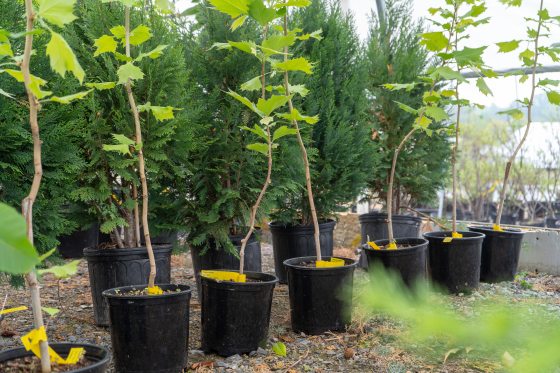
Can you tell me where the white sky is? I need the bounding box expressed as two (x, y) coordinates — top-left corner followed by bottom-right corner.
(177, 0), (560, 108)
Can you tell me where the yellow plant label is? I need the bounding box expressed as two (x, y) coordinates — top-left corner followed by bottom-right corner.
(201, 270), (246, 283)
(443, 237), (453, 243)
(367, 241), (381, 250)
(316, 258), (345, 268)
(387, 242), (398, 250)
(0, 305), (27, 315)
(452, 232), (463, 238)
(21, 327), (86, 365)
(146, 286), (164, 295)
(493, 224), (504, 232)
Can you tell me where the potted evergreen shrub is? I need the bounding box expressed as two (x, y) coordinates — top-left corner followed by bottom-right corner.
(423, 0), (489, 294)
(0, 0), (110, 370)
(470, 0), (560, 282)
(360, 0), (451, 260)
(269, 0), (373, 283)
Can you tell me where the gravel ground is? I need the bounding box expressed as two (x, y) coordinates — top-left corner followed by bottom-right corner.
(1, 244), (560, 372)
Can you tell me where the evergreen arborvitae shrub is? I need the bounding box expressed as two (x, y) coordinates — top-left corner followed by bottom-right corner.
(366, 0), (451, 211)
(272, 0), (376, 224)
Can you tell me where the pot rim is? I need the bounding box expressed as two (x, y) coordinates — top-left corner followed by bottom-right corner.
(283, 256), (358, 270)
(358, 212), (422, 222)
(102, 283), (191, 300)
(423, 231), (485, 241)
(362, 237), (428, 253)
(268, 219), (336, 230)
(200, 270), (278, 286)
(84, 244), (172, 257)
(468, 225), (525, 235)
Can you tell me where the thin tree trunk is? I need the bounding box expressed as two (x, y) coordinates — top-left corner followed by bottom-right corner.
(21, 0), (50, 370)
(452, 79), (461, 232)
(124, 6), (156, 287)
(132, 183), (141, 247)
(282, 14), (321, 260)
(495, 0), (543, 226)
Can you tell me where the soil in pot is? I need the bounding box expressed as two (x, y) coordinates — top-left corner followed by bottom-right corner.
(0, 343), (110, 373)
(358, 213), (422, 269)
(200, 271), (277, 357)
(283, 256), (357, 335)
(270, 220), (335, 283)
(468, 226), (525, 283)
(424, 231), (484, 293)
(103, 284), (191, 373)
(363, 238), (428, 287)
(84, 245), (172, 326)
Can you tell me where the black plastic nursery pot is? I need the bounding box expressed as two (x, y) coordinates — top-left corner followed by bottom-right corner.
(283, 256), (357, 335)
(270, 220), (335, 283)
(103, 284), (191, 373)
(84, 245), (172, 326)
(200, 271), (277, 357)
(363, 238), (428, 287)
(57, 224), (100, 259)
(468, 226), (525, 283)
(0, 343), (110, 373)
(423, 231), (485, 293)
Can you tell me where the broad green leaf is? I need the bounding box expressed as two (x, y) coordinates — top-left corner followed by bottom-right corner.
(424, 106), (449, 122)
(129, 25), (152, 46)
(500, 0), (521, 6)
(94, 35), (117, 57)
(115, 52), (132, 62)
(547, 91), (560, 106)
(227, 90), (263, 116)
(498, 108), (524, 120)
(2, 69), (52, 99)
(297, 30), (323, 41)
(272, 125), (297, 141)
(415, 115), (432, 129)
(103, 133), (135, 155)
(519, 49), (535, 65)
(289, 84), (309, 97)
(248, 0), (278, 26)
(117, 62), (144, 84)
(0, 202), (39, 275)
(38, 260), (80, 279)
(138, 102), (177, 121)
(420, 32), (449, 52)
(208, 0), (249, 18)
(394, 101), (418, 115)
(453, 46), (486, 67)
(47, 90), (92, 104)
(273, 57), (313, 74)
(110, 26), (126, 40)
(241, 125), (268, 140)
(155, 0), (174, 13)
(383, 83), (416, 91)
(272, 341), (287, 357)
(0, 42), (13, 57)
(46, 32), (85, 84)
(431, 66), (467, 83)
(112, 133), (135, 146)
(135, 45), (168, 61)
(538, 79), (560, 87)
(230, 15), (248, 31)
(85, 82), (116, 90)
(476, 77), (493, 96)
(228, 41), (257, 55)
(273, 0), (310, 8)
(278, 108), (318, 124)
(37, 0), (77, 27)
(496, 40), (520, 53)
(240, 76), (262, 92)
(256, 95), (290, 116)
(42, 307), (60, 317)
(262, 34), (296, 56)
(246, 142), (269, 155)
(38, 248), (56, 262)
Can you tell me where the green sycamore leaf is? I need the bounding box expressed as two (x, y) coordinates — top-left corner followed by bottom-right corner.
(110, 25), (126, 40)
(227, 90), (263, 116)
(248, 0), (278, 25)
(273, 0), (310, 8)
(273, 57), (313, 74)
(103, 133), (135, 155)
(415, 115), (433, 129)
(519, 49), (535, 65)
(383, 83), (416, 91)
(85, 82), (116, 90)
(138, 102), (177, 121)
(38, 248), (56, 262)
(241, 125), (268, 140)
(547, 91), (560, 106)
(431, 66), (467, 83)
(256, 95), (290, 116)
(94, 35), (118, 57)
(0, 42), (13, 57)
(476, 77), (493, 96)
(297, 30), (323, 41)
(272, 341), (287, 357)
(496, 40), (520, 53)
(394, 101), (418, 115)
(230, 15), (248, 31)
(277, 108), (318, 124)
(114, 52), (132, 62)
(420, 32), (449, 52)
(155, 0), (174, 13)
(129, 25), (152, 46)
(228, 40), (257, 55)
(0, 202), (40, 275)
(246, 142), (269, 155)
(2, 69), (52, 99)
(289, 84), (309, 97)
(240, 76), (262, 92)
(117, 62), (144, 84)
(38, 260), (80, 279)
(46, 32), (85, 84)
(498, 108), (524, 120)
(37, 0), (77, 27)
(262, 34), (296, 56)
(424, 106), (449, 122)
(47, 90), (92, 104)
(135, 45), (168, 62)
(453, 46), (486, 66)
(538, 79), (560, 87)
(208, 0), (249, 19)
(41, 307), (60, 317)
(272, 125), (297, 141)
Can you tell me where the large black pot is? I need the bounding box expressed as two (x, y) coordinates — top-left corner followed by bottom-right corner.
(270, 220), (335, 283)
(84, 245), (172, 326)
(0, 343), (110, 372)
(191, 233), (262, 297)
(284, 256), (357, 335)
(468, 226), (525, 282)
(103, 284), (191, 373)
(358, 213), (422, 268)
(200, 271), (277, 357)
(424, 231), (485, 293)
(363, 238), (428, 287)
(57, 224), (100, 259)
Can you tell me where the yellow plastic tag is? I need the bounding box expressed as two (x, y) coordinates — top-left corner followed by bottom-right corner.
(0, 306), (27, 315)
(21, 327), (84, 365)
(146, 286), (164, 295)
(452, 232), (463, 238)
(387, 242), (398, 250)
(493, 224), (504, 232)
(316, 258), (345, 268)
(367, 241), (381, 250)
(443, 237), (453, 243)
(201, 270), (246, 283)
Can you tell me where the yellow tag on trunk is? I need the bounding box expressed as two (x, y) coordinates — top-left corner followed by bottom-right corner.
(201, 270), (246, 283)
(493, 224), (504, 232)
(387, 242), (398, 250)
(316, 258), (345, 268)
(146, 286), (164, 295)
(21, 327), (85, 365)
(452, 232), (463, 238)
(367, 241), (381, 250)
(0, 306), (27, 315)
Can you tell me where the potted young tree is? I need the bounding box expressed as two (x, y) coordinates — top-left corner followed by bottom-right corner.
(89, 1), (192, 372)
(359, 0), (451, 259)
(423, 0), (490, 294)
(470, 0), (560, 282)
(269, 0), (373, 283)
(0, 0), (110, 370)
